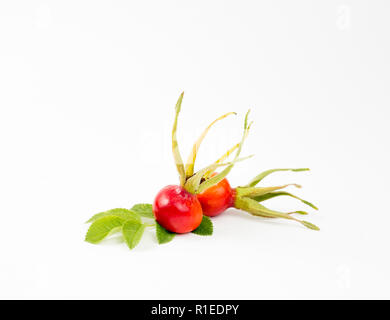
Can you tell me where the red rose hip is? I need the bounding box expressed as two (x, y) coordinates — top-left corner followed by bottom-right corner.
(197, 177), (235, 217)
(153, 185), (203, 233)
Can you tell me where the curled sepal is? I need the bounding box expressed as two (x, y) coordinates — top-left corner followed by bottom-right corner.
(184, 155), (254, 194)
(184, 163), (223, 194)
(252, 191), (318, 211)
(185, 112), (236, 178)
(234, 197), (319, 231)
(234, 110), (252, 162)
(204, 142), (240, 179)
(197, 110), (252, 194)
(246, 168), (310, 188)
(235, 184), (301, 198)
(214, 143), (240, 164)
(172, 92), (186, 186)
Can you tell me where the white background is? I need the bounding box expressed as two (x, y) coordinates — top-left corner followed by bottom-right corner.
(1, 0), (389, 299)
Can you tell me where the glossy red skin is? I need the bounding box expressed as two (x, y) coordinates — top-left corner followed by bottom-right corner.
(153, 185), (203, 233)
(197, 178), (235, 217)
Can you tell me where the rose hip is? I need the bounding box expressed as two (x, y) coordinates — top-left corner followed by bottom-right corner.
(153, 185), (203, 233)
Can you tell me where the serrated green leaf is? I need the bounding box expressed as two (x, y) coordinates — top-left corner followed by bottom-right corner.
(192, 216), (213, 236)
(156, 222), (175, 244)
(85, 215), (125, 244)
(131, 204), (155, 219)
(246, 168), (310, 187)
(86, 208), (141, 224)
(122, 220), (146, 250)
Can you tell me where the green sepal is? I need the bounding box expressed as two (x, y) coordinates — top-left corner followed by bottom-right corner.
(252, 191), (318, 211)
(185, 112), (236, 178)
(203, 142), (240, 179)
(184, 163), (223, 194)
(246, 168), (310, 187)
(184, 155), (253, 194)
(301, 221), (320, 231)
(235, 184), (301, 198)
(192, 216), (213, 236)
(293, 210), (309, 215)
(234, 196), (319, 231)
(156, 222), (176, 244)
(172, 92), (186, 186)
(196, 110), (252, 194)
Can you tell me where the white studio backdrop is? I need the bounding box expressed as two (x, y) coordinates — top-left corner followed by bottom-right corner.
(0, 1), (389, 299)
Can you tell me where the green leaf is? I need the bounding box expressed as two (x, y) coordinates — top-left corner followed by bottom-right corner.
(85, 215), (126, 244)
(86, 208), (141, 224)
(172, 92), (186, 186)
(185, 112), (236, 177)
(246, 168), (310, 187)
(122, 220), (146, 250)
(156, 222), (175, 244)
(192, 216), (213, 236)
(130, 204), (155, 219)
(252, 191), (318, 210)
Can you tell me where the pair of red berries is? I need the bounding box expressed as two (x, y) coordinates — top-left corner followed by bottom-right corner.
(153, 177), (234, 234)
